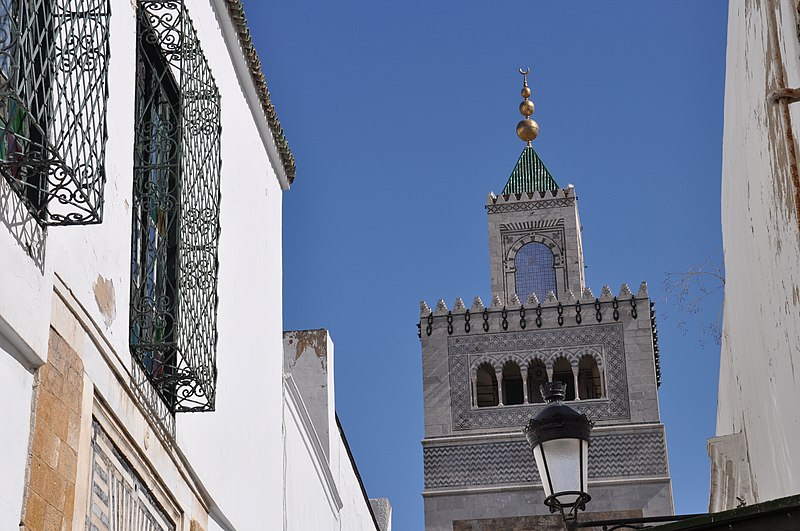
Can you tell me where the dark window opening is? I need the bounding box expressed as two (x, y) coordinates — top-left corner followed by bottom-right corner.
(527, 359), (548, 403)
(0, 0), (52, 213)
(502, 362), (524, 405)
(578, 356), (602, 399)
(476, 364), (498, 407)
(553, 358), (576, 401)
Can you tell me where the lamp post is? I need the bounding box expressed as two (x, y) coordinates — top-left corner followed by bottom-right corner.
(524, 381), (593, 530)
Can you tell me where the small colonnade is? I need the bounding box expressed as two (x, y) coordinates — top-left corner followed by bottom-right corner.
(471, 351), (604, 407)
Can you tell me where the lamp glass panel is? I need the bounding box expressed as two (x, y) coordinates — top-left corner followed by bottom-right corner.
(537, 438), (582, 504)
(581, 439), (589, 494)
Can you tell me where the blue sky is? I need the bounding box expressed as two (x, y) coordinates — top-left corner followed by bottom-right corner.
(246, 2), (728, 529)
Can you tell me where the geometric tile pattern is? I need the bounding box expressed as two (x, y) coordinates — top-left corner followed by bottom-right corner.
(423, 430), (667, 489)
(486, 198), (574, 214)
(448, 324), (630, 430)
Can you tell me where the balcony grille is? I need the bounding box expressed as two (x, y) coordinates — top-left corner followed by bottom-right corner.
(129, 0), (221, 414)
(0, 0), (110, 225)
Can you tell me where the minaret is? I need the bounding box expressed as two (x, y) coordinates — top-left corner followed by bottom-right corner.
(487, 69), (586, 304)
(419, 68), (672, 531)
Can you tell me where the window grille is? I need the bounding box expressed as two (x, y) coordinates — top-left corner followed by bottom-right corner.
(129, 0), (221, 414)
(89, 420), (175, 531)
(515, 242), (557, 302)
(0, 0), (110, 225)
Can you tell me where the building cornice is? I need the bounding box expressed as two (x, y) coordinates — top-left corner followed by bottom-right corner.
(212, 0), (296, 188)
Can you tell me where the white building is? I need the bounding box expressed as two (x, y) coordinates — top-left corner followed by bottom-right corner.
(0, 1), (387, 529)
(710, 0), (800, 513)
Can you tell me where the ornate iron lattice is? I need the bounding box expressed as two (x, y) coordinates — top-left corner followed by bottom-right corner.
(129, 0), (221, 413)
(0, 0), (109, 225)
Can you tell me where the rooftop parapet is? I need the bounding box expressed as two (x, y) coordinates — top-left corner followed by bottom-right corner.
(418, 282), (661, 385)
(486, 185), (575, 207)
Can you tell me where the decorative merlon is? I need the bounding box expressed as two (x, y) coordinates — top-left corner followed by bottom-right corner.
(453, 298), (466, 311)
(565, 289), (576, 302)
(637, 281), (648, 298)
(619, 283), (633, 298)
(471, 296), (485, 311)
(581, 287), (595, 301)
(491, 294), (502, 307)
(600, 285), (614, 299)
(545, 290), (557, 302)
(435, 299), (448, 314)
(509, 293), (521, 306)
(527, 292), (540, 305)
(420, 300), (432, 316)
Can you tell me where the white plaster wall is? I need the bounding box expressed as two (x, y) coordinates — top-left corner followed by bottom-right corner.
(0, 343), (34, 529)
(283, 388), (379, 531)
(331, 435), (381, 531)
(717, 0), (800, 503)
(283, 393), (341, 531)
(0, 0), (288, 527)
(175, 1), (286, 527)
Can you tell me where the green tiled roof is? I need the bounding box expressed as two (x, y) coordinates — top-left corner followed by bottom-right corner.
(502, 145), (559, 194)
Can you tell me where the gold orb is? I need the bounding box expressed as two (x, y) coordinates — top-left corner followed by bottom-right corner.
(519, 100), (535, 117)
(516, 119), (539, 142)
(521, 86), (531, 98)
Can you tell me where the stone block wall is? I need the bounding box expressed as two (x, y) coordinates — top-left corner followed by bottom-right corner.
(20, 330), (83, 531)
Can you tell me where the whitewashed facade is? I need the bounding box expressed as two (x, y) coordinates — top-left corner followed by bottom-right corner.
(0, 1), (385, 530)
(711, 0), (800, 513)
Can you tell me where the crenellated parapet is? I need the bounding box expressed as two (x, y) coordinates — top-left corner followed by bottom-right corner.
(419, 281), (662, 386)
(485, 187), (576, 215)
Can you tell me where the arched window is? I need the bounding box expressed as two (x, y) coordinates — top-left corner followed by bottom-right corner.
(502, 362), (524, 405)
(515, 242), (557, 302)
(476, 363), (499, 407)
(527, 359), (548, 403)
(578, 355), (602, 399)
(553, 358), (576, 401)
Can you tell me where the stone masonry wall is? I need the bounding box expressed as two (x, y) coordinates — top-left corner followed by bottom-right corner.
(20, 329), (83, 531)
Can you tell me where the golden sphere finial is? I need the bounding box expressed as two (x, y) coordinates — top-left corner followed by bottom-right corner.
(516, 67), (538, 145)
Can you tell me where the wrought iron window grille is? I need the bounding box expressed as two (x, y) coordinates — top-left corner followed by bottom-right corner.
(0, 0), (110, 225)
(129, 0), (221, 414)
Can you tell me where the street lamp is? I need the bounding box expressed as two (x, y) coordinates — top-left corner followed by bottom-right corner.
(524, 381), (593, 530)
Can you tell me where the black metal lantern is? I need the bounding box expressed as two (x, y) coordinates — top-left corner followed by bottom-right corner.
(524, 382), (593, 527)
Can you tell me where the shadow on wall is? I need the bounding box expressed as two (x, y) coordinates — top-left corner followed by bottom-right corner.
(0, 177), (46, 272)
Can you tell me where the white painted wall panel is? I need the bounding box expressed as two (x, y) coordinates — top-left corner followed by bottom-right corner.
(718, 0), (800, 504)
(0, 344), (34, 528)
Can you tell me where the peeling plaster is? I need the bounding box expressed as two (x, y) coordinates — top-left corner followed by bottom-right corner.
(287, 329), (328, 370)
(93, 275), (116, 327)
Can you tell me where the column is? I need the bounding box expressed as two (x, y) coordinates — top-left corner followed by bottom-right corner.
(470, 376), (477, 407)
(572, 363), (580, 401)
(521, 368), (529, 404)
(495, 369), (504, 406)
